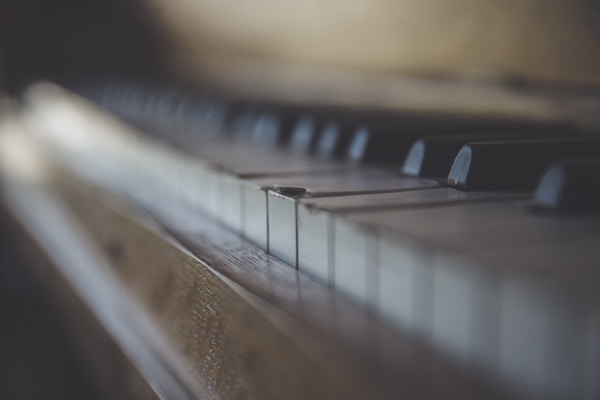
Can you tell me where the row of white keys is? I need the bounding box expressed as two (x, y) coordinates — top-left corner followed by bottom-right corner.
(264, 174), (439, 265)
(229, 169), (435, 252)
(216, 160), (358, 233)
(332, 201), (600, 399)
(489, 240), (600, 399)
(297, 190), (522, 300)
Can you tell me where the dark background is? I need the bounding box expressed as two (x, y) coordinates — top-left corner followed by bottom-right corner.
(0, 0), (164, 94)
(1, 1), (163, 398)
(0, 210), (101, 400)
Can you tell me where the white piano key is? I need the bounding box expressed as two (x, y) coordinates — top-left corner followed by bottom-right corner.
(378, 234), (432, 333)
(429, 256), (501, 375)
(241, 181), (269, 250)
(149, 141), (178, 203)
(138, 139), (168, 189)
(333, 217), (378, 307)
(218, 172), (243, 232)
(203, 167), (222, 218)
(541, 290), (588, 399)
(498, 278), (548, 397)
(584, 307), (600, 400)
(267, 190), (298, 266)
(184, 160), (210, 213)
(467, 264), (501, 372)
(296, 205), (332, 284)
(170, 150), (195, 206)
(168, 151), (187, 206)
(431, 258), (475, 362)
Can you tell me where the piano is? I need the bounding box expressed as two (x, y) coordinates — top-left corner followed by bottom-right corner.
(1, 1), (600, 399)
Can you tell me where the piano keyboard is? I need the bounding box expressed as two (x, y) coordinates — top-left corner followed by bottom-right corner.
(16, 81), (600, 399)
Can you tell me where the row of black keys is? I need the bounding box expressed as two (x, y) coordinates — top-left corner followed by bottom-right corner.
(86, 80), (600, 213)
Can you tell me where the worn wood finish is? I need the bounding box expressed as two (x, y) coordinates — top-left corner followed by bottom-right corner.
(42, 160), (515, 399)
(0, 204), (161, 400)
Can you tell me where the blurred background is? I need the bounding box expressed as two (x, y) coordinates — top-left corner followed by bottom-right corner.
(0, 0), (164, 95)
(0, 208), (100, 400)
(0, 1), (160, 398)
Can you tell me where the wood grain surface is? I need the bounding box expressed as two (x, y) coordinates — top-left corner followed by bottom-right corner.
(0, 202), (161, 400)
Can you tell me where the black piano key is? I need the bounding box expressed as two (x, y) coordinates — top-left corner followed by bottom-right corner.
(403, 128), (579, 178)
(96, 82), (229, 139)
(448, 138), (600, 191)
(112, 82), (148, 117)
(313, 116), (362, 159)
(347, 125), (418, 164)
(315, 120), (356, 159)
(250, 109), (299, 147)
(250, 111), (283, 146)
(289, 116), (316, 152)
(345, 115), (567, 166)
(173, 97), (227, 137)
(340, 114), (420, 164)
(200, 100), (229, 135)
(230, 106), (259, 140)
(289, 105), (357, 155)
(159, 97), (228, 138)
(534, 158), (600, 213)
(404, 136), (467, 177)
(315, 110), (392, 159)
(288, 113), (336, 154)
